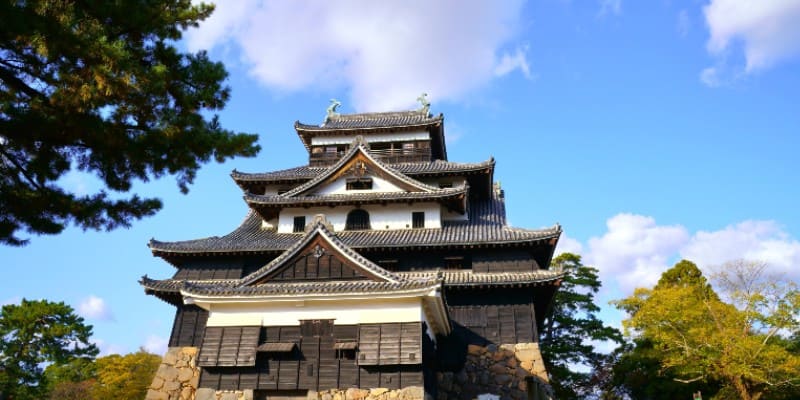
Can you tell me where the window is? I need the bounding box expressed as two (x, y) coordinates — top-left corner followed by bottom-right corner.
(346, 178), (373, 190)
(293, 216), (305, 233)
(438, 182), (453, 188)
(444, 256), (464, 269)
(300, 319), (333, 337)
(412, 212), (425, 229)
(345, 209), (370, 230)
(402, 142), (415, 154)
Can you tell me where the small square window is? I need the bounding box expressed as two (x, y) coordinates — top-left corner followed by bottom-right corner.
(293, 216), (306, 233)
(346, 178), (373, 190)
(412, 212), (425, 229)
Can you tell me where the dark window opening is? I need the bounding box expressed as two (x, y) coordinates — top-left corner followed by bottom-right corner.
(412, 212), (425, 229)
(378, 259), (398, 270)
(444, 256), (464, 269)
(346, 178), (373, 190)
(438, 182), (453, 188)
(345, 209), (371, 230)
(293, 216), (306, 233)
(300, 319), (333, 337)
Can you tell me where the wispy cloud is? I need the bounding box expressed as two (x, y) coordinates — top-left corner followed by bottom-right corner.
(185, 0), (530, 111)
(598, 0), (622, 17)
(702, 0), (800, 82)
(143, 334), (168, 355)
(78, 295), (114, 321)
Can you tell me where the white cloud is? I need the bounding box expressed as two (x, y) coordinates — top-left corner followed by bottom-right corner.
(703, 0), (800, 73)
(185, 0), (529, 111)
(598, 0), (622, 17)
(494, 46), (532, 79)
(585, 213), (690, 294)
(699, 66), (721, 87)
(94, 338), (127, 356)
(78, 295), (114, 321)
(555, 233), (584, 256)
(574, 214), (799, 296)
(681, 220), (800, 279)
(143, 334), (169, 355)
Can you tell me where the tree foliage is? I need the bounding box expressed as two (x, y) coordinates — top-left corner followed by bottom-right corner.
(615, 260), (800, 400)
(0, 299), (98, 400)
(540, 253), (624, 399)
(91, 350), (162, 400)
(0, 1), (260, 246)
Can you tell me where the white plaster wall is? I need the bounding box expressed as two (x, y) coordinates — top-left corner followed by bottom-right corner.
(315, 174), (404, 195)
(206, 298), (423, 327)
(310, 131), (429, 145)
(277, 203), (441, 233)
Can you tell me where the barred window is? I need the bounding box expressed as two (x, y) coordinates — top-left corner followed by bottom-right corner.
(293, 216), (305, 233)
(412, 212), (425, 229)
(345, 209), (371, 230)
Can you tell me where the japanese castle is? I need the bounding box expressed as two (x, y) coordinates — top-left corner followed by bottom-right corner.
(142, 99), (563, 400)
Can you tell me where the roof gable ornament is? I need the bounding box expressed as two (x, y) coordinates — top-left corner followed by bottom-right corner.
(416, 93), (430, 116)
(306, 214), (334, 234)
(325, 99), (341, 124)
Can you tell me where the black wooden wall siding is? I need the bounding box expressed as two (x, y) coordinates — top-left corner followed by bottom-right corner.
(198, 323), (425, 392)
(198, 326), (260, 367)
(169, 305), (208, 347)
(270, 253), (366, 281)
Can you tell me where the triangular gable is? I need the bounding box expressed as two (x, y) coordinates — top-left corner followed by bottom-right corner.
(283, 136), (439, 197)
(239, 216), (402, 286)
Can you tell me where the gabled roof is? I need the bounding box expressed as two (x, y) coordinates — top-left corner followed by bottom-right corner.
(239, 216), (403, 286)
(231, 158), (494, 186)
(242, 137), (469, 220)
(283, 136), (440, 197)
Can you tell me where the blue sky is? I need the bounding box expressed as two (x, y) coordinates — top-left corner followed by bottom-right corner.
(2, 0), (799, 355)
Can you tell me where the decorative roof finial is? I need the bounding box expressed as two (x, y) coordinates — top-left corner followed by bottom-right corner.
(416, 93), (430, 115)
(325, 99), (341, 123)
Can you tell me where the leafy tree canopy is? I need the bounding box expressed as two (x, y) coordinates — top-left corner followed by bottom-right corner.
(540, 253), (624, 399)
(91, 349), (162, 400)
(0, 299), (98, 400)
(614, 260), (800, 400)
(0, 1), (260, 246)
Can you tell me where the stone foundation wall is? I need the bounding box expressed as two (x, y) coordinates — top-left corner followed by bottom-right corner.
(311, 386), (426, 400)
(146, 347), (201, 400)
(437, 343), (553, 400)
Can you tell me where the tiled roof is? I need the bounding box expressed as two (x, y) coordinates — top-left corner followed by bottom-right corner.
(148, 190), (561, 256)
(244, 187), (467, 207)
(181, 277), (441, 297)
(239, 217), (403, 286)
(295, 111), (443, 131)
(282, 137), (441, 197)
(140, 270), (562, 297)
(230, 158), (494, 188)
(401, 270), (564, 287)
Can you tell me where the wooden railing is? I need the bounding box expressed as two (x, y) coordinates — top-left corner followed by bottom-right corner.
(310, 148), (431, 166)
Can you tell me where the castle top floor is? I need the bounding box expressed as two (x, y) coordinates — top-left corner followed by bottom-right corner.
(295, 102), (447, 166)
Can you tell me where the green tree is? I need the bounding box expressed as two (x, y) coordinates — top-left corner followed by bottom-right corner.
(91, 350), (162, 400)
(0, 1), (260, 246)
(540, 253), (624, 399)
(0, 299), (98, 400)
(615, 260), (800, 400)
